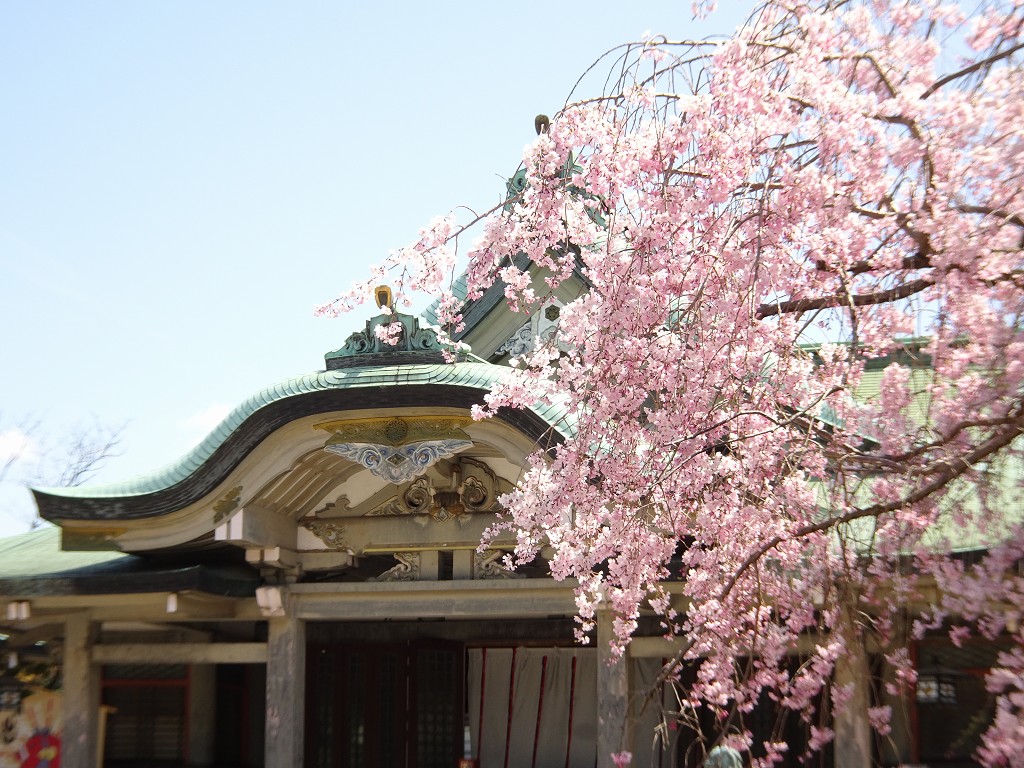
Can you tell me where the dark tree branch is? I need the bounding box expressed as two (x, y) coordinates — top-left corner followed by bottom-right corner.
(718, 410), (1024, 603)
(756, 277), (933, 318)
(920, 41), (1024, 99)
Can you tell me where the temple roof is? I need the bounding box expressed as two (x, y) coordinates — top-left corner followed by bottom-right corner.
(32, 359), (572, 522)
(29, 307), (577, 536)
(0, 527), (258, 597)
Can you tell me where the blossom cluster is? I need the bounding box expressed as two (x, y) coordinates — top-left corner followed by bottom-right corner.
(322, 0), (1024, 762)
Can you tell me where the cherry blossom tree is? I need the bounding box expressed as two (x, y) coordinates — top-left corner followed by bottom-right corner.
(321, 0), (1024, 763)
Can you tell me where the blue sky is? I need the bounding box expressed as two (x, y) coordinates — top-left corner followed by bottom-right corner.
(0, 1), (749, 534)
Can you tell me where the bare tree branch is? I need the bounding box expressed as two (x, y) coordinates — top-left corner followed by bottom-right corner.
(921, 40), (1024, 99)
(756, 277), (933, 318)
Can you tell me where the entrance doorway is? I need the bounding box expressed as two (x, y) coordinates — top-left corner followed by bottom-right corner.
(306, 642), (464, 768)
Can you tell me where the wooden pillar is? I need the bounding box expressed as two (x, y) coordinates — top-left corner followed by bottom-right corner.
(878, 655), (913, 766)
(834, 639), (871, 768)
(597, 608), (632, 768)
(62, 613), (99, 768)
(265, 615), (306, 768)
(188, 664), (217, 765)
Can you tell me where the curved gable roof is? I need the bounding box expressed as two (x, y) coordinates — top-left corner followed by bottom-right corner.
(32, 360), (572, 523)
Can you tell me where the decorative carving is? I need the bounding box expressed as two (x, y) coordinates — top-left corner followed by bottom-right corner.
(312, 498), (351, 518)
(460, 475), (491, 512)
(365, 498), (402, 517)
(474, 550), (522, 580)
(430, 489), (463, 521)
(430, 505), (455, 523)
(383, 418), (409, 444)
(365, 478), (434, 517)
(497, 323), (533, 357)
(212, 485), (243, 524)
(324, 311), (463, 368)
(324, 439), (473, 484)
(504, 168), (529, 212)
(496, 298), (565, 358)
(363, 459), (503, 521)
(301, 519), (349, 551)
(316, 416), (473, 447)
(372, 552), (420, 582)
(403, 477), (433, 513)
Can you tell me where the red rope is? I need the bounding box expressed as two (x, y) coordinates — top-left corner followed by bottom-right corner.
(477, 648), (488, 762)
(504, 648), (518, 768)
(531, 654), (549, 768)
(564, 655), (577, 768)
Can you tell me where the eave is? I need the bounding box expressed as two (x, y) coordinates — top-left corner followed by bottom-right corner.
(0, 528), (258, 598)
(32, 362), (572, 524)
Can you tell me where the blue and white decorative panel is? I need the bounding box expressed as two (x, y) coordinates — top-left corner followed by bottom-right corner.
(324, 439), (473, 484)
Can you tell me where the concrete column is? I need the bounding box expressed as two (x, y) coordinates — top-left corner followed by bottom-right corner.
(265, 615), (306, 768)
(834, 638), (872, 768)
(188, 664), (217, 765)
(62, 613), (99, 768)
(597, 608), (632, 768)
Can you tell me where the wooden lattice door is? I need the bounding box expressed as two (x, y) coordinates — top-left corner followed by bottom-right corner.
(306, 641), (463, 768)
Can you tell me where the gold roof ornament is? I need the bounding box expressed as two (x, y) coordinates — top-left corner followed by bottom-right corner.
(374, 285), (394, 312)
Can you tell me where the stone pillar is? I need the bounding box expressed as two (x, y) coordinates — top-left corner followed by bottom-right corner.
(188, 664), (217, 765)
(62, 613), (99, 768)
(597, 608), (632, 768)
(265, 615), (306, 768)
(834, 639), (872, 768)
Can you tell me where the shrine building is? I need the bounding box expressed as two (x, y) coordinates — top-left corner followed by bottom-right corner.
(0, 277), (1005, 768)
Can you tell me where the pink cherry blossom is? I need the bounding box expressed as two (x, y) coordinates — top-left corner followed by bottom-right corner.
(323, 0), (1024, 762)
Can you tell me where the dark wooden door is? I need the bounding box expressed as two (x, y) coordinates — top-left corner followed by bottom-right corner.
(408, 642), (464, 768)
(306, 641), (463, 768)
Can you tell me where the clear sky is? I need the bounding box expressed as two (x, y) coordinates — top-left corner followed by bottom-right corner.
(0, 1), (749, 535)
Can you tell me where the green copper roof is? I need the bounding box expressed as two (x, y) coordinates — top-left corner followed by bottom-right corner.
(0, 527), (125, 576)
(422, 274), (469, 328)
(33, 361), (573, 506)
(0, 527), (258, 596)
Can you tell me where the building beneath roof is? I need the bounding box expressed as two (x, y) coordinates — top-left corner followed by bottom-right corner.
(0, 278), (1009, 768)
(0, 274), (678, 768)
